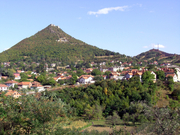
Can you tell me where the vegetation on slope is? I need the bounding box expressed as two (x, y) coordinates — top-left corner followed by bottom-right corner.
(135, 49), (180, 64)
(0, 25), (118, 64)
(0, 77), (180, 134)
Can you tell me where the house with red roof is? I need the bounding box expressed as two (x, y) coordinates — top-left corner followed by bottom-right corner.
(85, 68), (93, 74)
(5, 80), (18, 88)
(125, 72), (133, 79)
(0, 84), (9, 91)
(78, 75), (94, 84)
(18, 82), (32, 89)
(166, 73), (178, 82)
(5, 90), (21, 98)
(14, 73), (21, 80)
(31, 83), (45, 92)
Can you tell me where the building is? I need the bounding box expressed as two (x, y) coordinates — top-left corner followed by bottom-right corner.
(125, 72), (133, 80)
(14, 73), (21, 80)
(0, 84), (9, 91)
(31, 84), (45, 92)
(78, 75), (94, 84)
(166, 74), (178, 82)
(5, 80), (18, 88)
(5, 90), (21, 98)
(175, 68), (180, 82)
(18, 82), (32, 89)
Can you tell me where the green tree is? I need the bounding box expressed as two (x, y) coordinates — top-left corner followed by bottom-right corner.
(82, 104), (94, 120)
(142, 71), (155, 84)
(91, 69), (101, 76)
(156, 70), (165, 81)
(46, 78), (56, 86)
(105, 111), (121, 126)
(167, 76), (174, 91)
(76, 69), (85, 77)
(104, 71), (111, 79)
(36, 74), (47, 84)
(94, 76), (103, 81)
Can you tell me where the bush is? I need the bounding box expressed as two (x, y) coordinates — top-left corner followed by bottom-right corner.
(105, 111), (122, 126)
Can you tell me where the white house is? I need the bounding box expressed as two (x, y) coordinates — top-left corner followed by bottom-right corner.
(90, 62), (97, 66)
(108, 66), (124, 72)
(18, 82), (32, 89)
(150, 71), (157, 82)
(14, 73), (21, 80)
(0, 84), (9, 91)
(99, 62), (106, 66)
(100, 67), (108, 72)
(51, 63), (56, 67)
(53, 76), (62, 82)
(5, 80), (18, 88)
(125, 72), (133, 80)
(109, 72), (120, 80)
(78, 75), (94, 84)
(31, 84), (45, 92)
(166, 74), (178, 82)
(175, 68), (180, 82)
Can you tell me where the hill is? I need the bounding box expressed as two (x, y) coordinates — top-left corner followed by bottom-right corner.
(134, 49), (180, 64)
(0, 24), (119, 64)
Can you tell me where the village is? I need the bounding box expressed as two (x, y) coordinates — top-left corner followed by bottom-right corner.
(0, 60), (180, 98)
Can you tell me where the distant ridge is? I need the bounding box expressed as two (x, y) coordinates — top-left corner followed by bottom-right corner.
(0, 24), (119, 64)
(134, 49), (180, 63)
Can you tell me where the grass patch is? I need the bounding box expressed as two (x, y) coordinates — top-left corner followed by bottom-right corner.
(63, 120), (90, 130)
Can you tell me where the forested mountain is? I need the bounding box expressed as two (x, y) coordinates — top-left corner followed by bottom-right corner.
(0, 24), (119, 64)
(134, 49), (180, 64)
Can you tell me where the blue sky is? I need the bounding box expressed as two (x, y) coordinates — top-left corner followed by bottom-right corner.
(0, 0), (179, 56)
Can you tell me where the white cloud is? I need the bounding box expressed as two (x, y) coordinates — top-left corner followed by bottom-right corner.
(78, 17), (82, 19)
(88, 6), (129, 15)
(143, 44), (165, 49)
(143, 46), (148, 48)
(152, 44), (165, 48)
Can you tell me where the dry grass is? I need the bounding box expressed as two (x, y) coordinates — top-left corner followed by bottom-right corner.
(139, 56), (145, 60)
(156, 89), (171, 108)
(63, 120), (89, 129)
(158, 56), (168, 60)
(83, 120), (136, 134)
(94, 55), (114, 58)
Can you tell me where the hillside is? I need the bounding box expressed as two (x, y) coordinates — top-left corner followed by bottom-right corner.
(0, 24), (119, 64)
(134, 49), (180, 64)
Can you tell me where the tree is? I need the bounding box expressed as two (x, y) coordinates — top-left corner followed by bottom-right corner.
(20, 73), (28, 81)
(171, 89), (180, 101)
(82, 104), (94, 120)
(58, 80), (64, 85)
(141, 71), (155, 84)
(94, 76), (103, 81)
(76, 69), (85, 77)
(141, 106), (180, 135)
(36, 74), (46, 84)
(104, 71), (111, 79)
(147, 65), (155, 70)
(91, 69), (101, 76)
(156, 70), (165, 81)
(46, 78), (56, 86)
(93, 104), (103, 120)
(84, 63), (91, 68)
(167, 76), (174, 91)
(0, 94), (74, 134)
(105, 111), (121, 126)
